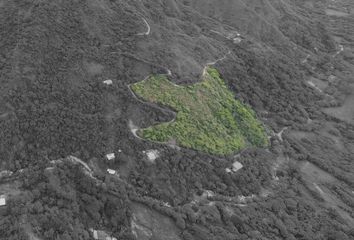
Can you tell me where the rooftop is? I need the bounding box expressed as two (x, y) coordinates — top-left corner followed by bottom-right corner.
(0, 195), (6, 206)
(106, 153), (115, 161)
(103, 79), (113, 85)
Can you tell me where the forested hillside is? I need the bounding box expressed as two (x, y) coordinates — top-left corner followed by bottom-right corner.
(1, 0), (354, 239)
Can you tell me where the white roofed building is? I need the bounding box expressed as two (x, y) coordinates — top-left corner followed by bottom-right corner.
(226, 161), (243, 174)
(103, 79), (113, 85)
(106, 153), (115, 161)
(107, 169), (116, 175)
(143, 150), (160, 163)
(233, 37), (242, 44)
(0, 195), (6, 207)
(232, 161), (243, 172)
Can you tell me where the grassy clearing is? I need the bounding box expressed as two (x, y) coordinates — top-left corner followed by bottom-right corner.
(131, 67), (268, 155)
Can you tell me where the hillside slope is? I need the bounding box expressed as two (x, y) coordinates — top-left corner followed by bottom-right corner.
(0, 0), (354, 239)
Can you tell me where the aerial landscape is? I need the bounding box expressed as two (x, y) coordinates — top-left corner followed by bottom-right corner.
(0, 0), (354, 239)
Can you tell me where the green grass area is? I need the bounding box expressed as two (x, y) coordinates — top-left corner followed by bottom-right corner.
(131, 67), (268, 155)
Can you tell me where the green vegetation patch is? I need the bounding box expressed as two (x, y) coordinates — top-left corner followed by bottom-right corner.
(131, 67), (268, 155)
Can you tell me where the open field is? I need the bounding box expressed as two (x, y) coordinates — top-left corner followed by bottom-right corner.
(131, 67), (268, 155)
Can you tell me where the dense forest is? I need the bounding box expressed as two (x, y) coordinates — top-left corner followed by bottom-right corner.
(1, 0), (354, 239)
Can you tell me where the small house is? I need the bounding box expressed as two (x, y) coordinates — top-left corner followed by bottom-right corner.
(143, 150), (159, 163)
(0, 195), (6, 207)
(233, 37), (242, 44)
(232, 161), (243, 172)
(103, 80), (113, 85)
(106, 153), (115, 161)
(107, 169), (116, 175)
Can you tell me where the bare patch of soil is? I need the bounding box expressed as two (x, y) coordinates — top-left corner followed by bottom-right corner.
(131, 203), (181, 240)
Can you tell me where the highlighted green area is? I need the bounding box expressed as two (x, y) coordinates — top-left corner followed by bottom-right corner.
(131, 67), (268, 155)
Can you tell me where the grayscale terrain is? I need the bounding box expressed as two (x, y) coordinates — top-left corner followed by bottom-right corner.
(0, 0), (354, 239)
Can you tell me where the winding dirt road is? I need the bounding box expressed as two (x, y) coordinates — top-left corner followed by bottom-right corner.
(137, 17), (151, 36)
(128, 49), (232, 144)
